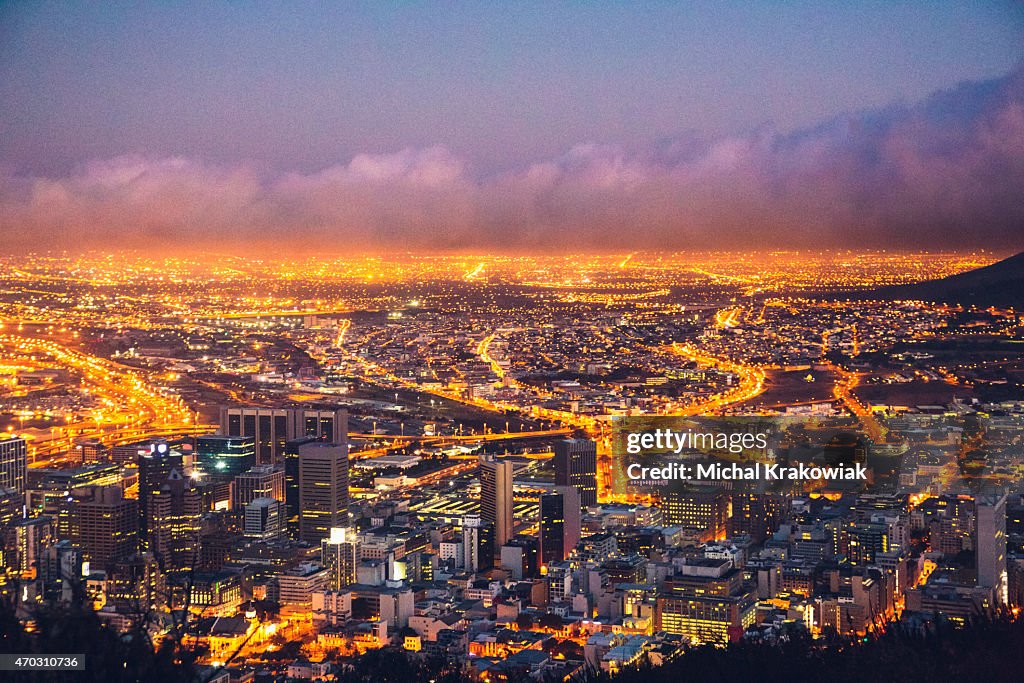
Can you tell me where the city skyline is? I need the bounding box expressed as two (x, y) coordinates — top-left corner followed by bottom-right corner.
(1, 5), (1023, 681)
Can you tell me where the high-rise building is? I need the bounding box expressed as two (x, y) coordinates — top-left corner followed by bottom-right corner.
(479, 454), (514, 548)
(728, 493), (785, 543)
(553, 439), (598, 508)
(60, 486), (139, 569)
(0, 487), (23, 563)
(321, 526), (359, 589)
(147, 469), (203, 575)
(284, 437), (320, 537)
(278, 561), (330, 613)
(11, 515), (53, 577)
(220, 406), (348, 464)
(298, 442), (349, 544)
(662, 486), (730, 542)
(655, 558), (756, 644)
(0, 436), (28, 494)
(137, 441), (182, 550)
(233, 465), (285, 510)
(844, 520), (890, 566)
(461, 514), (495, 573)
(106, 552), (165, 612)
(195, 435), (256, 478)
(539, 486), (581, 566)
(976, 492), (1008, 604)
(38, 540), (83, 603)
(244, 497), (285, 542)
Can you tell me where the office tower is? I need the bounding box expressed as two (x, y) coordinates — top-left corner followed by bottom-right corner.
(284, 437), (319, 537)
(278, 561), (330, 614)
(462, 514), (495, 573)
(553, 438), (598, 508)
(539, 486), (581, 565)
(0, 436), (28, 494)
(298, 442), (349, 544)
(547, 561), (573, 604)
(147, 469), (203, 575)
(137, 441), (182, 550)
(728, 493), (785, 543)
(39, 540), (84, 603)
(220, 406), (348, 464)
(244, 497), (285, 542)
(844, 520), (890, 566)
(195, 435), (256, 478)
(106, 552), (165, 612)
(60, 486), (139, 569)
(233, 464), (285, 510)
(655, 558), (756, 644)
(321, 526), (359, 589)
(0, 487), (20, 572)
(0, 485), (21, 536)
(479, 454), (514, 548)
(976, 492), (1008, 604)
(12, 516), (53, 577)
(662, 485), (730, 542)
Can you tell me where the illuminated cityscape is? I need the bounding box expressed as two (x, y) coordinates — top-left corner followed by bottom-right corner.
(2, 3), (1024, 681)
(0, 249), (1022, 681)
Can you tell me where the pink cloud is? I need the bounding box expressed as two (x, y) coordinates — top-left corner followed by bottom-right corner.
(2, 67), (1022, 253)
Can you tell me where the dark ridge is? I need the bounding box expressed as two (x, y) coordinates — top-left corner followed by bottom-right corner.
(844, 251), (1024, 309)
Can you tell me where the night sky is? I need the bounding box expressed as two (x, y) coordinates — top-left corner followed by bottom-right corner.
(1, 3), (1022, 252)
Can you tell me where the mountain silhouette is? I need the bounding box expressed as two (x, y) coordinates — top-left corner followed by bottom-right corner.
(856, 251), (1024, 309)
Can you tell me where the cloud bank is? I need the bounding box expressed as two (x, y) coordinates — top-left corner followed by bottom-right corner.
(2, 67), (1023, 253)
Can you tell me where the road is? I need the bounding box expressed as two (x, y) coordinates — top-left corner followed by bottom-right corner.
(822, 360), (887, 442)
(0, 333), (208, 465)
(665, 342), (766, 415)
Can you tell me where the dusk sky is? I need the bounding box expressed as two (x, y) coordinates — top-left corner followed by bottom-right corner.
(1, 2), (1023, 252)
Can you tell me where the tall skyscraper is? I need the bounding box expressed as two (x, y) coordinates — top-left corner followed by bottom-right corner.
(539, 486), (581, 565)
(976, 492), (1008, 604)
(195, 435), (256, 477)
(479, 454), (514, 548)
(0, 436), (28, 494)
(461, 514), (495, 573)
(553, 438), (598, 508)
(147, 469), (203, 575)
(284, 437), (320, 538)
(12, 515), (53, 576)
(321, 526), (359, 589)
(298, 442), (349, 544)
(220, 406), (348, 464)
(137, 441), (182, 550)
(60, 485), (139, 569)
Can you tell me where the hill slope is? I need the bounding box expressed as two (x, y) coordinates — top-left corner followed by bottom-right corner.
(858, 251), (1024, 309)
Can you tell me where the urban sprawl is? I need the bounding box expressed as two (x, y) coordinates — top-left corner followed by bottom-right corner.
(0, 251), (1022, 681)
